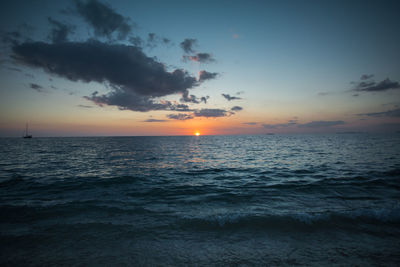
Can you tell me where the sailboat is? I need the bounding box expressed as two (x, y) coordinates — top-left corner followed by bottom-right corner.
(23, 123), (32, 138)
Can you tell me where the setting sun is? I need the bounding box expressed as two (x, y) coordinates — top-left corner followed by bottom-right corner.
(195, 132), (200, 136)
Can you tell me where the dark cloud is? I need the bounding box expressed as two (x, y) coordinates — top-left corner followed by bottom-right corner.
(357, 108), (400, 117)
(75, 0), (132, 40)
(12, 41), (199, 98)
(243, 122), (257, 125)
(262, 120), (343, 129)
(170, 103), (192, 112)
(262, 121), (297, 129)
(143, 118), (167, 122)
(2, 31), (23, 45)
(1, 23), (34, 45)
(353, 76), (400, 92)
(181, 90), (208, 104)
(148, 33), (156, 42)
(298, 120), (345, 128)
(128, 36), (142, 47)
(194, 108), (229, 118)
(48, 17), (74, 43)
(146, 33), (171, 48)
(199, 70), (218, 82)
(361, 74), (374, 80)
(222, 93), (241, 101)
(30, 83), (44, 92)
(167, 113), (193, 120)
(85, 90), (185, 112)
(183, 53), (215, 63)
(180, 38), (197, 53)
(77, 104), (93, 108)
(231, 106), (243, 111)
(7, 67), (22, 72)
(146, 33), (157, 48)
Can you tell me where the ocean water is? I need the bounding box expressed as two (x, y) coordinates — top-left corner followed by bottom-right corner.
(0, 134), (399, 266)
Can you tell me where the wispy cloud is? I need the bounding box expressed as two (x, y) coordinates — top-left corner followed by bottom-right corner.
(180, 38), (197, 54)
(222, 93), (241, 101)
(29, 83), (45, 92)
(47, 17), (75, 43)
(262, 119), (344, 129)
(183, 53), (215, 63)
(74, 0), (132, 40)
(143, 118), (167, 122)
(166, 113), (193, 120)
(231, 106), (243, 111)
(357, 108), (400, 117)
(262, 120), (297, 129)
(194, 108), (230, 118)
(77, 104), (93, 108)
(199, 70), (218, 82)
(180, 91), (209, 104)
(298, 120), (345, 128)
(352, 75), (400, 92)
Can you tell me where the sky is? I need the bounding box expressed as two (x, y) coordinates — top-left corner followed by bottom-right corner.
(0, 0), (399, 136)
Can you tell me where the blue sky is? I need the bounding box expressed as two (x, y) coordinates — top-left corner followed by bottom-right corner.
(0, 0), (399, 136)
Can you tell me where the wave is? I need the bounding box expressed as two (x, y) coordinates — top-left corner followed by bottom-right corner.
(178, 207), (400, 231)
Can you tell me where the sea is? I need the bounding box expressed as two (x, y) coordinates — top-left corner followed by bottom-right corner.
(0, 134), (399, 266)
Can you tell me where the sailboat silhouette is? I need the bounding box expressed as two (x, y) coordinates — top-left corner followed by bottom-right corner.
(23, 123), (32, 138)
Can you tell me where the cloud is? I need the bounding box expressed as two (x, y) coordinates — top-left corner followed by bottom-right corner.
(222, 93), (241, 101)
(29, 83), (45, 92)
(183, 53), (215, 63)
(231, 106), (243, 111)
(7, 67), (22, 72)
(143, 118), (167, 122)
(180, 90), (208, 104)
(74, 0), (132, 40)
(146, 33), (170, 48)
(2, 31), (23, 45)
(77, 104), (93, 108)
(194, 108), (229, 118)
(361, 74), (374, 80)
(84, 90), (188, 112)
(147, 33), (156, 42)
(262, 120), (344, 129)
(357, 108), (400, 117)
(167, 113), (193, 120)
(262, 120), (297, 129)
(243, 122), (257, 125)
(128, 36), (142, 47)
(170, 103), (192, 112)
(12, 41), (201, 99)
(298, 120), (345, 128)
(48, 17), (74, 43)
(352, 75), (400, 92)
(180, 38), (197, 53)
(199, 70), (218, 82)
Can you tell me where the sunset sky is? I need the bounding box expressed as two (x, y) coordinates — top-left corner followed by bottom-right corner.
(0, 0), (399, 136)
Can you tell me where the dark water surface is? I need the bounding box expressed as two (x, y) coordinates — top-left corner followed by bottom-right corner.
(1, 134), (399, 266)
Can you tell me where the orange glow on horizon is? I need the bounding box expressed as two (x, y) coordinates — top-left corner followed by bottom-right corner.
(195, 131), (200, 136)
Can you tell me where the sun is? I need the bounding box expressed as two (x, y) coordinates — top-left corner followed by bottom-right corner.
(195, 132), (200, 136)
